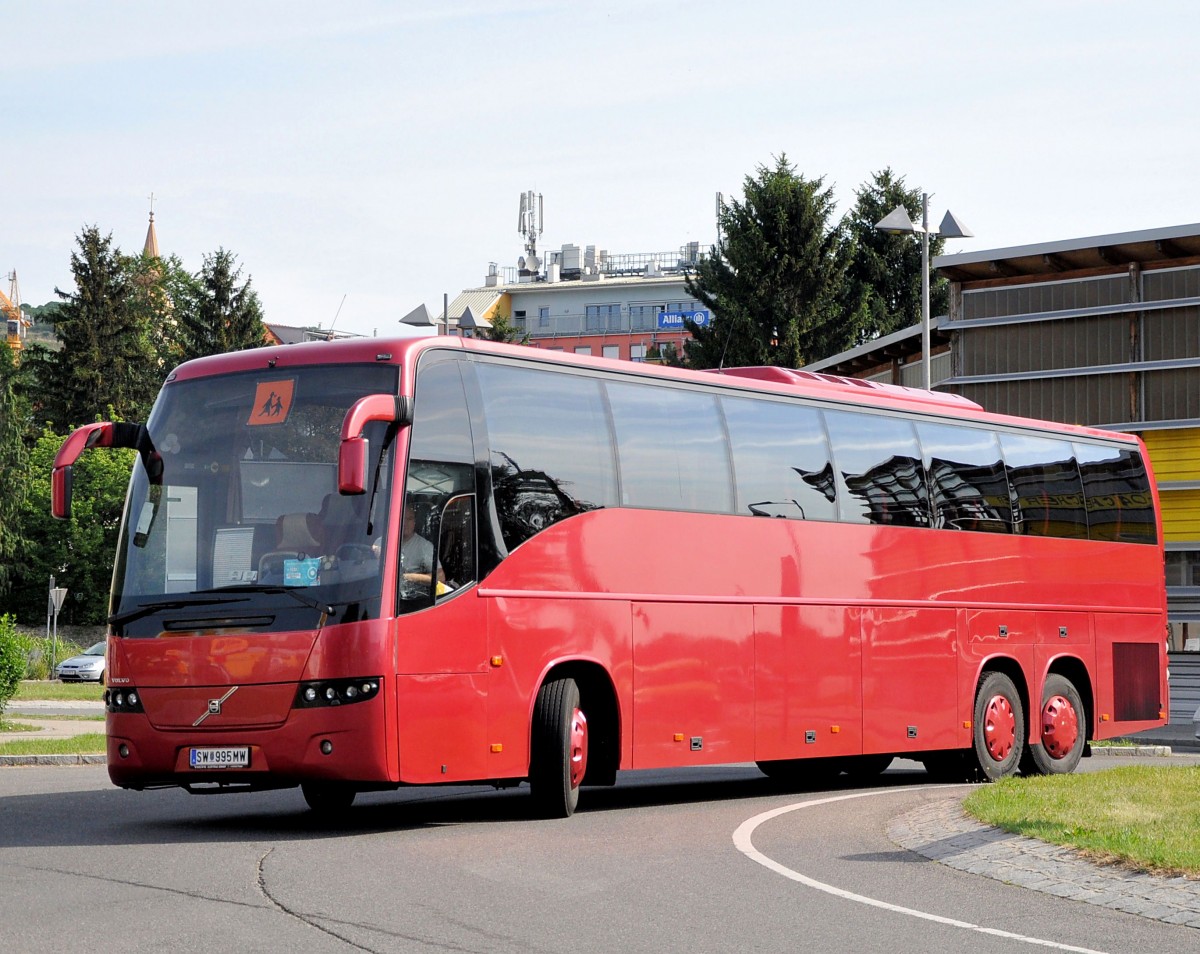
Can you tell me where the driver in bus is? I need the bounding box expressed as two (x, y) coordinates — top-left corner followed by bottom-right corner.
(401, 502), (445, 588)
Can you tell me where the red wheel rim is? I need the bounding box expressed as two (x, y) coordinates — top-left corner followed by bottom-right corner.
(1041, 694), (1079, 759)
(983, 694), (1016, 762)
(569, 708), (588, 789)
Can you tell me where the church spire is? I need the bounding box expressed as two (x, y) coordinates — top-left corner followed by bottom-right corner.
(143, 192), (160, 258)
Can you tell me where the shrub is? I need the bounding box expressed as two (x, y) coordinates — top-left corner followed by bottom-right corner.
(0, 614), (25, 715)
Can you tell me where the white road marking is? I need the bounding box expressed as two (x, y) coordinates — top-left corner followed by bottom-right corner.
(732, 789), (1109, 954)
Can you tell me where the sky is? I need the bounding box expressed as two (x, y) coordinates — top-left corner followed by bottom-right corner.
(6, 0), (1200, 339)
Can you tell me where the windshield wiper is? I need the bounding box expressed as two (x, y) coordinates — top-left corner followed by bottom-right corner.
(109, 596), (250, 628)
(195, 585), (335, 616)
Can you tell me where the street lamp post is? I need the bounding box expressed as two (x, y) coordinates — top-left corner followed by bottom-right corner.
(875, 193), (973, 391)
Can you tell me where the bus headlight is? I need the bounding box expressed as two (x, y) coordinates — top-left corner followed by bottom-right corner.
(293, 677), (381, 709)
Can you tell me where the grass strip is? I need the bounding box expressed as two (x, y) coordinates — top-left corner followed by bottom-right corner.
(964, 765), (1200, 877)
(14, 681), (105, 703)
(0, 733), (107, 756)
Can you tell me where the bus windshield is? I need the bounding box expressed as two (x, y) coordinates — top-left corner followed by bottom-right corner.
(110, 363), (399, 636)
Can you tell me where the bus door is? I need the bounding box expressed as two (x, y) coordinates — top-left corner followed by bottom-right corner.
(392, 354), (490, 783)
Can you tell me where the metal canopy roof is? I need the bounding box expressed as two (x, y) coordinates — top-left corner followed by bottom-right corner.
(934, 222), (1200, 283)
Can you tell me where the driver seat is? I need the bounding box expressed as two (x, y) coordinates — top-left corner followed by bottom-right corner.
(258, 512), (321, 583)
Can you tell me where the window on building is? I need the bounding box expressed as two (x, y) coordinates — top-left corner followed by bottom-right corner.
(538, 306), (550, 328)
(575, 346), (592, 356)
(630, 344), (647, 362)
(602, 345), (620, 360)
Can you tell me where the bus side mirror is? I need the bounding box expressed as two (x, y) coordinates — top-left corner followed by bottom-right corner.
(338, 394), (411, 494)
(52, 423), (115, 519)
(52, 422), (157, 519)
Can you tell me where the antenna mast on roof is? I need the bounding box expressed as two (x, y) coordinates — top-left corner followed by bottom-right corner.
(517, 190), (543, 277)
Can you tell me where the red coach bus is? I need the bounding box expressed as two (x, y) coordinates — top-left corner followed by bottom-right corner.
(52, 335), (1168, 816)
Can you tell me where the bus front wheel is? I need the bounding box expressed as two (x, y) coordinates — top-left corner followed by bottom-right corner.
(973, 672), (1025, 781)
(530, 677), (588, 818)
(1023, 674), (1086, 776)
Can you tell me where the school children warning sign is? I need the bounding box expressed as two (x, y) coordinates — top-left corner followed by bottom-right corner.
(247, 379), (295, 425)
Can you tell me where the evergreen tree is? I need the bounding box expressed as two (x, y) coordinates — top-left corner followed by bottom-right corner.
(685, 156), (856, 369)
(478, 307), (530, 345)
(843, 168), (948, 342)
(46, 226), (159, 428)
(180, 248), (266, 361)
(0, 342), (28, 600)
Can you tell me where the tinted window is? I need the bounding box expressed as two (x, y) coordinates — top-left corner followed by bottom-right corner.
(1074, 441), (1157, 544)
(825, 411), (929, 526)
(722, 396), (836, 521)
(410, 356), (474, 465)
(918, 422), (1012, 533)
(999, 433), (1088, 539)
(476, 363), (617, 550)
(607, 381), (733, 513)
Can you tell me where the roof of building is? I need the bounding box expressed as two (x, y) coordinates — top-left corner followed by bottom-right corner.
(444, 289), (504, 323)
(935, 222), (1200, 282)
(803, 318), (947, 375)
(264, 323), (361, 345)
(498, 273), (692, 296)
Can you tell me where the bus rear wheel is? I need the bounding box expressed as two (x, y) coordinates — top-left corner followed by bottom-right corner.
(530, 677), (588, 818)
(972, 672), (1025, 781)
(301, 781), (356, 813)
(1023, 674), (1086, 776)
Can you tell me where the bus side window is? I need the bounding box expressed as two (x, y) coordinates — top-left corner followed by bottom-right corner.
(825, 410), (930, 527)
(917, 422), (1012, 533)
(722, 396), (836, 521)
(437, 494), (476, 590)
(476, 362), (617, 551)
(999, 433), (1088, 539)
(607, 381), (734, 515)
(1073, 441), (1157, 544)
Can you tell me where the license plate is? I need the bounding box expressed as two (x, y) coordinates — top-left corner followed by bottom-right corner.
(189, 747), (250, 769)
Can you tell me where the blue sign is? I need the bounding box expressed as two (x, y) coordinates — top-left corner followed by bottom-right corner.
(284, 557), (320, 587)
(658, 310), (710, 330)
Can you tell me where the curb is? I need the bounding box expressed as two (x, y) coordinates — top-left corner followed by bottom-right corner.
(0, 754), (106, 767)
(1092, 744), (1173, 757)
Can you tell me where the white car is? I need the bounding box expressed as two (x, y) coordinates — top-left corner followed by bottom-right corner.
(54, 641), (106, 683)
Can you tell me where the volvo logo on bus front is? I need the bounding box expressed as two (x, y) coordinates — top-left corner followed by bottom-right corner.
(193, 686), (240, 726)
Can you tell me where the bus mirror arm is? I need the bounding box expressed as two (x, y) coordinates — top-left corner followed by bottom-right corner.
(52, 421), (157, 519)
(338, 394), (411, 494)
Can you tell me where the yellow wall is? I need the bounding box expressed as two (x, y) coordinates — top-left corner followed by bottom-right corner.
(1141, 429), (1200, 543)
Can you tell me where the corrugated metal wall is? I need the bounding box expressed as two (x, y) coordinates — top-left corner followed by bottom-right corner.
(1141, 428), (1200, 542)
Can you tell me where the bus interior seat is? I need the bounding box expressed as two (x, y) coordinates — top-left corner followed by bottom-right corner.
(258, 512), (321, 582)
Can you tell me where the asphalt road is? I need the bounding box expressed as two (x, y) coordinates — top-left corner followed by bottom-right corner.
(1, 759), (1197, 954)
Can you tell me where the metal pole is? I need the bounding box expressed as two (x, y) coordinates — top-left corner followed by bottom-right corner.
(921, 192), (931, 391)
(48, 574), (57, 677)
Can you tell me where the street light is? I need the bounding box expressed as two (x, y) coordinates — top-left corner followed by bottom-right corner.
(875, 193), (973, 390)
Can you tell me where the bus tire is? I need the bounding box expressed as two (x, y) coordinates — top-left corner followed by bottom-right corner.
(530, 677), (587, 818)
(972, 672), (1025, 781)
(1023, 674), (1086, 776)
(301, 781), (356, 813)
